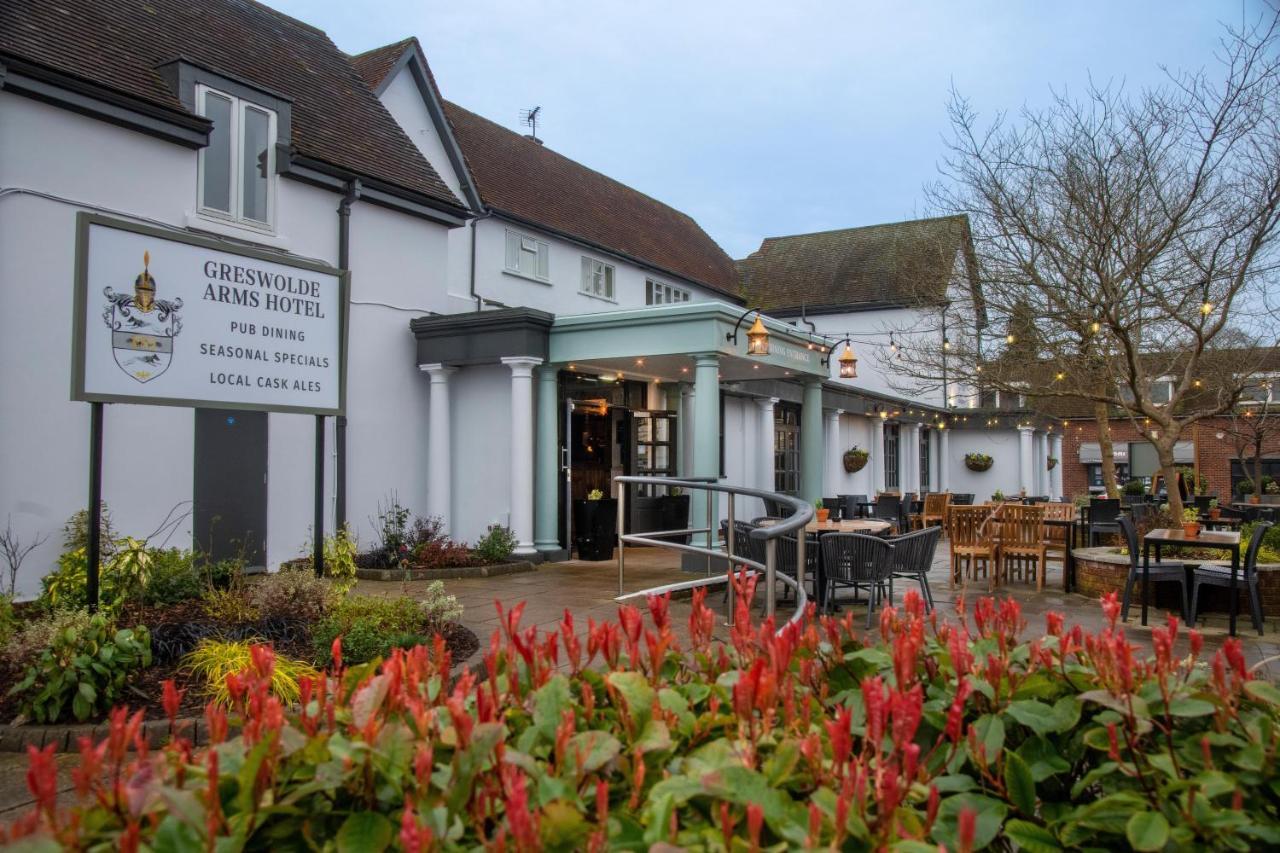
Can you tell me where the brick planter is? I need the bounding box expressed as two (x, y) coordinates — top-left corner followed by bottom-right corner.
(355, 560), (535, 582)
(1072, 547), (1280, 614)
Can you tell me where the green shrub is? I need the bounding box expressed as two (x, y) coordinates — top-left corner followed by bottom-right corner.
(40, 536), (153, 611)
(311, 587), (460, 664)
(8, 613), (150, 723)
(1122, 478), (1146, 495)
(1238, 477), (1256, 495)
(198, 556), (244, 591)
(17, 591), (1280, 850)
(1242, 520), (1280, 563)
(61, 504), (116, 557)
(140, 548), (200, 606)
(200, 588), (260, 623)
(249, 570), (333, 623)
(0, 609), (93, 673)
(0, 595), (15, 647)
(473, 523), (517, 564)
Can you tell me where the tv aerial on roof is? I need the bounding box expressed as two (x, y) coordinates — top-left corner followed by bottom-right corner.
(519, 106), (542, 143)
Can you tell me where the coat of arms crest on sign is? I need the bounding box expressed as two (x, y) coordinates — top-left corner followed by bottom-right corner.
(102, 251), (183, 383)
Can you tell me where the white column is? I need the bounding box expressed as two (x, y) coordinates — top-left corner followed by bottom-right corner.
(1050, 433), (1064, 500)
(1018, 426), (1035, 497)
(824, 409), (843, 496)
(939, 428), (951, 492)
(902, 424), (920, 496)
(681, 385), (696, 477)
(871, 416), (886, 493)
(756, 397), (778, 492)
(1037, 432), (1049, 496)
(422, 363), (457, 533)
(502, 357), (542, 556)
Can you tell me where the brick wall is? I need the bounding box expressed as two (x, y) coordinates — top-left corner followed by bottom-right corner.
(1059, 416), (1280, 500)
(1074, 551), (1280, 618)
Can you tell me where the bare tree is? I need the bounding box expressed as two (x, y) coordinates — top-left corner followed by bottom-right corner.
(0, 517), (49, 598)
(889, 9), (1280, 516)
(1222, 392), (1280, 499)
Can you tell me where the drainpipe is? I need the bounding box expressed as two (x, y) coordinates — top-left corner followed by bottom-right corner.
(799, 302), (817, 335)
(335, 179), (361, 528)
(470, 210), (497, 311)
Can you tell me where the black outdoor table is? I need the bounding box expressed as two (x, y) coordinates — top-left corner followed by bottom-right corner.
(1141, 528), (1242, 635)
(1045, 517), (1078, 592)
(1200, 515), (1243, 531)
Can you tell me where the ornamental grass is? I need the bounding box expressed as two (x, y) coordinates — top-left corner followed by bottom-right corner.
(5, 573), (1280, 851)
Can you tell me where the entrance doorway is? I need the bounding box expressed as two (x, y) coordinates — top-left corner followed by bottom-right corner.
(558, 374), (680, 547)
(193, 408), (268, 568)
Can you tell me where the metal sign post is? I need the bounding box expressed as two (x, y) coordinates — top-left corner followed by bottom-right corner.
(86, 402), (104, 612)
(314, 415), (325, 578)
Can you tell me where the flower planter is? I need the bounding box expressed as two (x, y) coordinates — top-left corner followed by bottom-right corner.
(816, 508), (830, 523)
(657, 494), (692, 545)
(964, 457), (993, 472)
(842, 451), (869, 473)
(573, 499), (617, 561)
(1182, 522), (1201, 538)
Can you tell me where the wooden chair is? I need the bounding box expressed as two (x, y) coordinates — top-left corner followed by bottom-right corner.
(1041, 502), (1075, 574)
(949, 505), (998, 589)
(999, 505), (1048, 591)
(912, 492), (951, 531)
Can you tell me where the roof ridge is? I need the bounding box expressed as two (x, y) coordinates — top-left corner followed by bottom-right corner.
(234, 0), (327, 37)
(349, 36), (416, 61)
(751, 213), (967, 248)
(443, 99), (705, 229)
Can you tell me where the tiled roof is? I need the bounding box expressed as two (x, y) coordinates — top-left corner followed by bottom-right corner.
(440, 101), (741, 298)
(737, 215), (973, 311)
(349, 38), (414, 92)
(0, 0), (462, 209)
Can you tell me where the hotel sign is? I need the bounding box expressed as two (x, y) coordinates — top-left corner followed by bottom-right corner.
(72, 213), (347, 415)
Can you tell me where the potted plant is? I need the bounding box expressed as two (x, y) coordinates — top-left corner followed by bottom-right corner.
(842, 446), (870, 473)
(1237, 477), (1257, 504)
(1181, 507), (1201, 538)
(964, 452), (993, 472)
(815, 499), (829, 523)
(573, 488), (618, 561)
(991, 489), (1006, 503)
(1208, 497), (1221, 520)
(1047, 456), (1059, 470)
(1122, 478), (1146, 505)
(1263, 478), (1280, 505)
(657, 486), (691, 545)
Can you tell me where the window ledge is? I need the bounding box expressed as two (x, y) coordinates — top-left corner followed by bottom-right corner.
(185, 212), (289, 250)
(502, 269), (552, 287)
(578, 290), (618, 305)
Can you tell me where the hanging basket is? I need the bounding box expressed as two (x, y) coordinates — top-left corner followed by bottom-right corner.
(1047, 457), (1058, 471)
(843, 448), (870, 473)
(965, 453), (994, 472)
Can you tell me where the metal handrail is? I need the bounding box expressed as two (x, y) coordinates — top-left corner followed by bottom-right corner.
(612, 475), (814, 629)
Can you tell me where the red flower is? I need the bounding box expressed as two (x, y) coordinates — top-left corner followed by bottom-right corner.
(957, 807), (977, 853)
(162, 679), (184, 725)
(25, 743), (58, 818)
(747, 803), (764, 851)
(331, 635), (343, 671)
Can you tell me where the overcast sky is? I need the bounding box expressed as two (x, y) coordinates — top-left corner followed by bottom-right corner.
(275, 0), (1256, 259)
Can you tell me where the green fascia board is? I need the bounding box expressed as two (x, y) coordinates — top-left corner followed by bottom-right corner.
(549, 301), (827, 376)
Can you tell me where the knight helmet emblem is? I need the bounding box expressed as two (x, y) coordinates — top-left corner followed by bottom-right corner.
(102, 250), (183, 383)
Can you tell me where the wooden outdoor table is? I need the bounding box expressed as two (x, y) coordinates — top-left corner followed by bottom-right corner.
(1141, 528), (1242, 635)
(805, 518), (891, 535)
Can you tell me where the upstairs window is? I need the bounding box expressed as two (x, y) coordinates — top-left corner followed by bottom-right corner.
(1241, 375), (1280, 405)
(505, 230), (550, 281)
(197, 85), (276, 228)
(581, 257), (615, 300)
(1150, 377), (1174, 406)
(646, 279), (690, 304)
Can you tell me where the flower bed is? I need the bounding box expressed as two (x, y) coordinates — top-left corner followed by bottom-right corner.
(0, 509), (475, 730)
(5, 579), (1280, 850)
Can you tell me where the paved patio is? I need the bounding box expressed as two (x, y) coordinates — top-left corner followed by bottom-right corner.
(356, 541), (1280, 676)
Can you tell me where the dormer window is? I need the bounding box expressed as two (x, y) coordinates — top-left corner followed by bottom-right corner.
(197, 84), (276, 229)
(1150, 377), (1174, 406)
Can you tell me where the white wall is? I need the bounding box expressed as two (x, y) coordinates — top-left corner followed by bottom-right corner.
(450, 365), (513, 544)
(0, 91), (457, 594)
(825, 413), (876, 497)
(943, 429), (1025, 501)
(378, 70), (464, 202)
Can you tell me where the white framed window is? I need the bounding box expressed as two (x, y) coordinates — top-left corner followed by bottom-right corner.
(1241, 374), (1280, 405)
(196, 84), (277, 230)
(1150, 376), (1175, 406)
(646, 279), (690, 305)
(580, 257), (615, 300)
(504, 230), (550, 281)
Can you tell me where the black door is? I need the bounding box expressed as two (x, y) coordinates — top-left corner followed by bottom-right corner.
(194, 409), (268, 568)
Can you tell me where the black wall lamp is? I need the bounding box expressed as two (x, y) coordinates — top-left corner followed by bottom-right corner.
(821, 337), (859, 378)
(727, 309), (770, 355)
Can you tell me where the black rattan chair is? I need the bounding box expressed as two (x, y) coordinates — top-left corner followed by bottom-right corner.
(872, 494), (902, 533)
(1088, 498), (1123, 546)
(1118, 515), (1189, 622)
(1190, 520), (1269, 635)
(841, 494), (868, 519)
(886, 526), (942, 611)
(822, 497), (842, 521)
(950, 493), (975, 506)
(819, 533), (895, 626)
